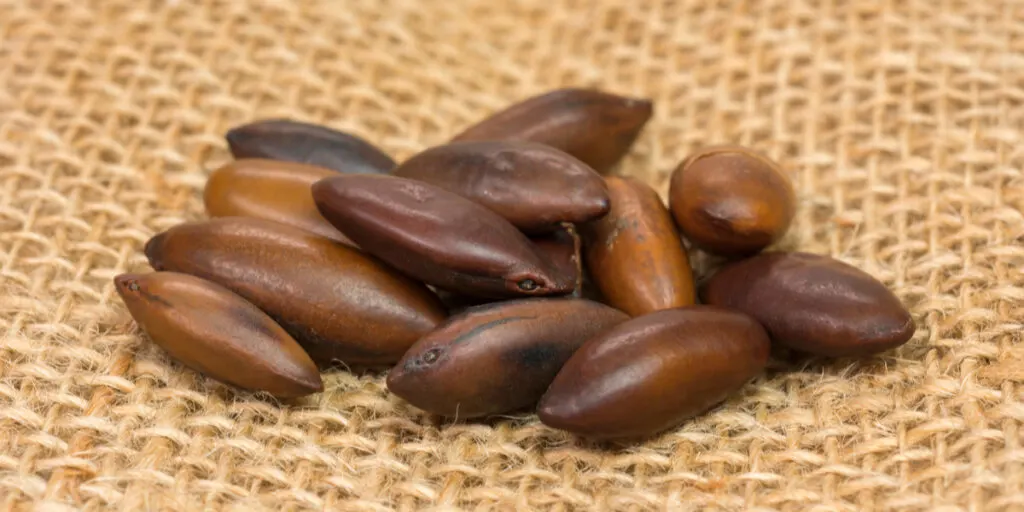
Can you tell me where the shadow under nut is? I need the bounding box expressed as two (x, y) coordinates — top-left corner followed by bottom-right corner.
(144, 217), (447, 367)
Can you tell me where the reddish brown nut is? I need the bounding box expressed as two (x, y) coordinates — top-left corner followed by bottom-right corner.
(538, 306), (770, 439)
(144, 217), (447, 367)
(387, 298), (629, 418)
(226, 119), (395, 174)
(452, 88), (653, 174)
(391, 141), (609, 233)
(114, 272), (322, 398)
(203, 159), (352, 244)
(669, 146), (796, 257)
(581, 176), (695, 316)
(701, 252), (915, 357)
(313, 174), (571, 298)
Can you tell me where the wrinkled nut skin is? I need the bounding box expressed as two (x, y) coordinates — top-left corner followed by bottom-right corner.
(144, 217), (447, 367)
(582, 177), (695, 316)
(387, 298), (629, 418)
(701, 252), (916, 357)
(313, 174), (570, 298)
(669, 146), (796, 257)
(203, 159), (353, 245)
(226, 119), (395, 174)
(452, 88), (653, 174)
(391, 141), (610, 233)
(538, 306), (770, 439)
(114, 272), (322, 398)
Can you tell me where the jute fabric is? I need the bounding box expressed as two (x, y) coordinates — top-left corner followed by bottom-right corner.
(3, 0), (1024, 510)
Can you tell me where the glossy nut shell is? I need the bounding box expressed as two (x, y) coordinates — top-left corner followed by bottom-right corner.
(114, 272), (322, 397)
(538, 306), (770, 439)
(701, 252), (916, 357)
(452, 88), (653, 174)
(313, 174), (570, 298)
(582, 176), (695, 316)
(203, 158), (352, 244)
(226, 118), (395, 174)
(387, 298), (629, 418)
(392, 140), (609, 233)
(144, 217), (447, 367)
(669, 145), (796, 257)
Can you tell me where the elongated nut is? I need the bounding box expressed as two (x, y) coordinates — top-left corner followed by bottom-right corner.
(701, 252), (916, 357)
(582, 176), (695, 316)
(538, 306), (770, 439)
(313, 174), (571, 298)
(452, 88), (653, 174)
(391, 140), (609, 233)
(114, 272), (322, 398)
(387, 298), (629, 418)
(144, 217), (447, 367)
(204, 158), (352, 244)
(226, 119), (395, 174)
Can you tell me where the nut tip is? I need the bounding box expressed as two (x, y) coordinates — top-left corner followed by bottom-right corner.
(143, 232), (167, 270)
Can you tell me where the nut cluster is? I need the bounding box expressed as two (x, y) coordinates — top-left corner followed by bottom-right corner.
(116, 88), (916, 440)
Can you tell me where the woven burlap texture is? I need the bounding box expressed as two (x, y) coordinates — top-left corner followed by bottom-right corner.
(3, 0), (1024, 510)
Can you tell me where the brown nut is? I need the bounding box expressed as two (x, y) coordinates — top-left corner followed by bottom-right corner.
(203, 158), (352, 244)
(114, 272), (322, 398)
(530, 225), (583, 297)
(701, 252), (915, 357)
(312, 174), (571, 298)
(538, 306), (770, 439)
(391, 141), (609, 233)
(436, 226), (586, 310)
(451, 88), (653, 174)
(669, 145), (796, 257)
(387, 298), (629, 418)
(226, 119), (395, 174)
(582, 176), (695, 316)
(144, 217), (447, 367)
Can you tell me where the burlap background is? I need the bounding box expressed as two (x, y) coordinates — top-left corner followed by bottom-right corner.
(3, 0), (1024, 510)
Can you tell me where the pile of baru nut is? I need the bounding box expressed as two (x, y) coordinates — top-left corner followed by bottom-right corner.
(116, 88), (916, 440)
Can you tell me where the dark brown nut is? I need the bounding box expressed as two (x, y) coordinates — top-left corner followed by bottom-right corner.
(203, 158), (352, 245)
(144, 217), (447, 367)
(387, 298), (629, 418)
(530, 225), (583, 297)
(701, 252), (916, 357)
(391, 141), (610, 233)
(451, 88), (653, 174)
(581, 176), (695, 316)
(114, 272), (322, 398)
(226, 119), (395, 174)
(538, 306), (770, 439)
(668, 145), (796, 257)
(312, 174), (571, 298)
